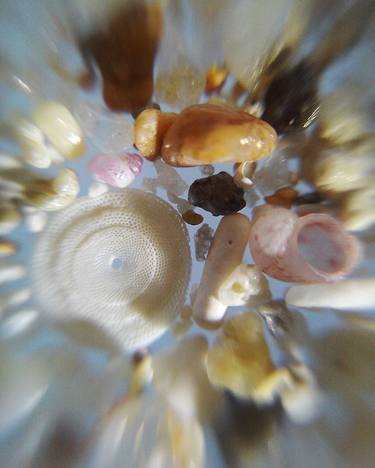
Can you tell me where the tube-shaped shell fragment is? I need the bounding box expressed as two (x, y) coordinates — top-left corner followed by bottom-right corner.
(161, 104), (277, 167)
(249, 205), (360, 283)
(285, 279), (375, 311)
(192, 214), (251, 329)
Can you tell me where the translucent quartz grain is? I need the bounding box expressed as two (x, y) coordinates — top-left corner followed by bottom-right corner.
(155, 60), (205, 109)
(194, 223), (214, 262)
(88, 153), (142, 188)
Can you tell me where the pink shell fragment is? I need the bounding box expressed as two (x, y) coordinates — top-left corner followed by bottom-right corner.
(88, 153), (143, 188)
(249, 205), (361, 283)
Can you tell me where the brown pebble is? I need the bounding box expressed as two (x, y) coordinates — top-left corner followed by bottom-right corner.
(188, 172), (246, 216)
(134, 109), (178, 160)
(182, 210), (204, 225)
(265, 187), (298, 208)
(162, 104), (278, 167)
(205, 65), (228, 93)
(84, 2), (162, 112)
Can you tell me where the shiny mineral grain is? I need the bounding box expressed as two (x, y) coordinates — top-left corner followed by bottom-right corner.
(161, 104), (277, 167)
(188, 172), (246, 216)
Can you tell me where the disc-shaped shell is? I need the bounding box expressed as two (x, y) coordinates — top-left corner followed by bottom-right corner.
(31, 190), (191, 350)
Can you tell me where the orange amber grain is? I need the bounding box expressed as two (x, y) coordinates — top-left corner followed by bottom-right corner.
(162, 104), (277, 167)
(205, 65), (228, 93)
(265, 187), (298, 208)
(182, 210), (204, 226)
(134, 109), (178, 160)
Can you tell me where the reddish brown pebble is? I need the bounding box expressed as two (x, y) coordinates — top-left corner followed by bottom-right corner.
(85, 2), (162, 112)
(205, 65), (228, 93)
(188, 172), (245, 216)
(182, 210), (204, 225)
(162, 104), (278, 167)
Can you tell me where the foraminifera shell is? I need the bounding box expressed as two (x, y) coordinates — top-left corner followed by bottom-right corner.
(31, 190), (191, 350)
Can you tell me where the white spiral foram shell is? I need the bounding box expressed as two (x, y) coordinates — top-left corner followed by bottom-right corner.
(31, 190), (191, 350)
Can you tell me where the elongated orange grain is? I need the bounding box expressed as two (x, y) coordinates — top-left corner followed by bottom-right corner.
(162, 104), (277, 167)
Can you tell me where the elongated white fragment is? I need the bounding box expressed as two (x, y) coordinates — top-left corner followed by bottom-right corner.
(33, 101), (85, 159)
(0, 289), (32, 315)
(193, 214), (251, 329)
(0, 153), (23, 169)
(285, 279), (375, 311)
(0, 265), (26, 285)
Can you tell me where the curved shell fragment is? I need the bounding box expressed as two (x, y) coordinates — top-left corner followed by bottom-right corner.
(249, 205), (360, 282)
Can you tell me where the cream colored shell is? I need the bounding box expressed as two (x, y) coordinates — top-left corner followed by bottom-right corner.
(31, 190), (191, 350)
